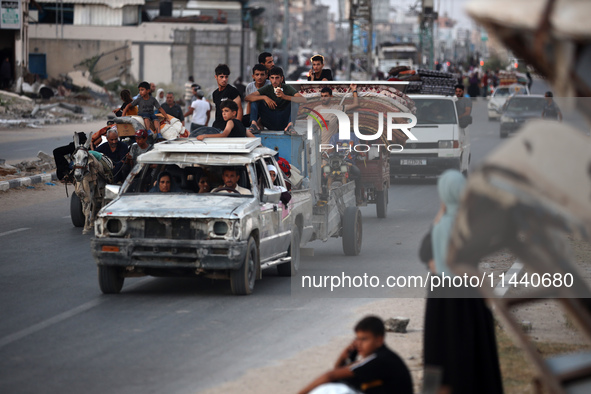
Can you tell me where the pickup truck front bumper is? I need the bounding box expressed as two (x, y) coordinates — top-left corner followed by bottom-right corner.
(91, 237), (248, 270)
(389, 156), (461, 175)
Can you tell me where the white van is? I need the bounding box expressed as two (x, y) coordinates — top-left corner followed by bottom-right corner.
(390, 95), (471, 176)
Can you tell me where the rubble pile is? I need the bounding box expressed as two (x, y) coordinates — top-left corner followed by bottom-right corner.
(0, 152), (56, 180)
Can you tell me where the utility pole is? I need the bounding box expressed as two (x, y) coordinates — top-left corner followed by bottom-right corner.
(347, 0), (373, 80)
(419, 0), (437, 69)
(282, 0), (289, 71)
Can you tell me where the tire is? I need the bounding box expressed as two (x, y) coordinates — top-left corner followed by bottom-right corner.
(278, 227), (301, 277)
(376, 189), (387, 219)
(342, 206), (362, 256)
(500, 132), (507, 139)
(98, 265), (124, 294)
(231, 236), (258, 295)
(70, 192), (85, 228)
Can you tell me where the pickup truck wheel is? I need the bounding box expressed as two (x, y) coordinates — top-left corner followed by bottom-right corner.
(278, 227), (301, 276)
(376, 189), (387, 219)
(342, 206), (362, 256)
(231, 236), (258, 295)
(98, 266), (124, 294)
(70, 192), (85, 228)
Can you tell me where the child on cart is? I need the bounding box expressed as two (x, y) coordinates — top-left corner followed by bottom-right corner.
(122, 81), (168, 134)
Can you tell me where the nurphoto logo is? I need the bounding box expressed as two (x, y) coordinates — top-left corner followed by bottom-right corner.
(304, 108), (418, 153)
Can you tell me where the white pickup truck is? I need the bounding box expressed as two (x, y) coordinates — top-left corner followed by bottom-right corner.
(389, 94), (471, 176)
(91, 138), (313, 295)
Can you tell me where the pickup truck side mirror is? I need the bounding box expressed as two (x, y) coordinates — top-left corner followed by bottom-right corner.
(105, 184), (121, 202)
(262, 188), (281, 204)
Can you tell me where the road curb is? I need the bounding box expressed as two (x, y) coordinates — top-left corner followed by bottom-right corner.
(0, 173), (58, 191)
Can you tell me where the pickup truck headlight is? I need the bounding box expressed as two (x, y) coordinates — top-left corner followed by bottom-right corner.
(213, 221), (229, 236)
(501, 115), (516, 123)
(105, 218), (127, 236)
(438, 140), (459, 149)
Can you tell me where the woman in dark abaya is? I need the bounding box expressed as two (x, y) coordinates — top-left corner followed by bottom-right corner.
(421, 169), (504, 394)
(468, 72), (481, 98)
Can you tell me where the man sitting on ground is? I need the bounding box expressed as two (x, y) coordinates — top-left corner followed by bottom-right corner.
(298, 316), (413, 394)
(245, 67), (307, 135)
(197, 101), (255, 140)
(211, 167), (250, 195)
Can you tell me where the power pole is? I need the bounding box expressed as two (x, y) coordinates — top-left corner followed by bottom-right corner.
(347, 0), (373, 80)
(419, 0), (437, 69)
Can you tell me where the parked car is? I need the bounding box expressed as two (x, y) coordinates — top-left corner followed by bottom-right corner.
(499, 95), (546, 138)
(390, 95), (471, 176)
(488, 84), (530, 121)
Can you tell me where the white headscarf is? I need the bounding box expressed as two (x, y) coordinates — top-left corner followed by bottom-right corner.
(267, 164), (278, 174)
(156, 88), (165, 105)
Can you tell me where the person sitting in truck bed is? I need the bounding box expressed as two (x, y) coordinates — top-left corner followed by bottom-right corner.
(211, 167), (250, 195)
(197, 101), (256, 140)
(245, 66), (307, 135)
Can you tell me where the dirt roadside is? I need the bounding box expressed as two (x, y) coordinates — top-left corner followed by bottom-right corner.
(197, 243), (591, 394)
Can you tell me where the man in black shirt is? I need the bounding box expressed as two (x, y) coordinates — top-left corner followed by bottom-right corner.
(212, 64), (243, 130)
(95, 129), (129, 184)
(160, 92), (185, 125)
(299, 316), (413, 394)
(307, 54), (333, 81)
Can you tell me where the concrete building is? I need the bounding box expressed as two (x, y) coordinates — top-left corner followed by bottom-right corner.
(0, 0), (30, 91)
(27, 0), (256, 93)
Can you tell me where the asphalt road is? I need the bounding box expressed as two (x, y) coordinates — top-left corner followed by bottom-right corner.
(0, 90), (574, 393)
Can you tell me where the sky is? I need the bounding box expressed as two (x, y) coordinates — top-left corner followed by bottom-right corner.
(317, 0), (474, 29)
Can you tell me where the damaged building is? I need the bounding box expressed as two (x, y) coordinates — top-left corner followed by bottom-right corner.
(24, 0), (257, 91)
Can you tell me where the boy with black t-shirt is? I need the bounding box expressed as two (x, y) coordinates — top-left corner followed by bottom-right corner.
(298, 316), (413, 394)
(197, 101), (255, 140)
(307, 54), (333, 81)
(212, 64), (243, 131)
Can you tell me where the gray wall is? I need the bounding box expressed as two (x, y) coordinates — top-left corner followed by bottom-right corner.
(171, 28), (256, 95)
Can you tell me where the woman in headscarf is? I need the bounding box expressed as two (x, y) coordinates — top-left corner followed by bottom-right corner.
(155, 88), (166, 105)
(421, 170), (504, 394)
(150, 171), (182, 193)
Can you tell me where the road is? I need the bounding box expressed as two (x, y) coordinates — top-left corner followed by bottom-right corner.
(0, 88), (574, 393)
(0, 120), (107, 164)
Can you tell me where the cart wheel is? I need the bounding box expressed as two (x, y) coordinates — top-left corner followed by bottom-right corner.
(71, 192), (85, 228)
(376, 189), (388, 219)
(342, 206), (362, 256)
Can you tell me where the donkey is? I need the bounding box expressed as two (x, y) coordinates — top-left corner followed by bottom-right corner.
(72, 132), (113, 234)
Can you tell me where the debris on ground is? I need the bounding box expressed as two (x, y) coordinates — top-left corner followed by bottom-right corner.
(3, 151), (57, 179)
(385, 317), (410, 333)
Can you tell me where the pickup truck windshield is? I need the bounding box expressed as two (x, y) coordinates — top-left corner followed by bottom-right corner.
(414, 99), (458, 125)
(123, 164), (252, 195)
